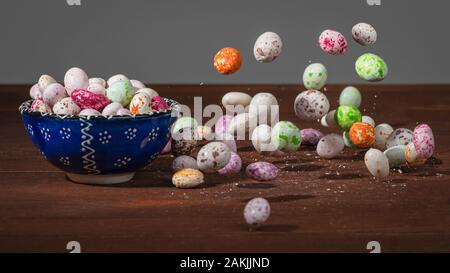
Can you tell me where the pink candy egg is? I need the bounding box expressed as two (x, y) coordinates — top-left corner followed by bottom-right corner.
(43, 83), (68, 107)
(218, 152), (242, 176)
(318, 29), (348, 55)
(29, 83), (42, 99)
(79, 109), (102, 117)
(413, 124), (435, 159)
(215, 115), (233, 139)
(64, 67), (89, 95)
(246, 162), (280, 181)
(130, 79), (146, 90)
(31, 99), (52, 113)
(116, 108), (132, 116)
(71, 89), (110, 111)
(151, 96), (170, 112)
(102, 102), (123, 116)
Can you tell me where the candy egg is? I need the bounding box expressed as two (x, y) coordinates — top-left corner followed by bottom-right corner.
(362, 116), (375, 127)
(107, 74), (128, 87)
(374, 123), (394, 150)
(64, 67), (89, 95)
(321, 110), (338, 129)
(116, 108), (132, 116)
(352, 22), (377, 46)
(172, 169), (204, 189)
(271, 121), (301, 152)
(215, 115), (233, 139)
(317, 134), (345, 159)
(355, 53), (388, 82)
(87, 83), (106, 96)
(106, 79), (135, 106)
(294, 90), (330, 121)
(253, 32), (283, 63)
(151, 96), (170, 112)
(222, 92), (252, 108)
(244, 197), (271, 226)
(364, 148), (390, 178)
(246, 162), (279, 181)
(301, 128), (324, 146)
(335, 105), (362, 130)
(343, 131), (355, 148)
(405, 142), (427, 166)
(216, 133), (238, 153)
(228, 112), (257, 139)
(161, 140), (172, 154)
(413, 124), (435, 159)
(349, 122), (376, 148)
(31, 99), (52, 114)
(252, 124), (275, 153)
(197, 141), (231, 173)
(89, 77), (106, 88)
(29, 83), (42, 99)
(172, 155), (198, 171)
(172, 117), (198, 134)
(249, 92), (278, 125)
(339, 86), (362, 108)
(386, 128), (413, 149)
(197, 125), (213, 141)
(214, 47), (242, 75)
(303, 63), (328, 90)
(52, 97), (81, 115)
(43, 83), (68, 107)
(171, 127), (198, 157)
(129, 93), (152, 115)
(71, 89), (110, 111)
(38, 75), (56, 91)
(384, 145), (407, 168)
(318, 29), (348, 55)
(218, 152), (242, 176)
(102, 102), (124, 116)
(130, 79), (146, 90)
(136, 88), (159, 98)
(79, 109), (102, 117)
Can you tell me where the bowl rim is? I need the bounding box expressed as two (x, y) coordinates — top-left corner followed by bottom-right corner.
(19, 98), (180, 121)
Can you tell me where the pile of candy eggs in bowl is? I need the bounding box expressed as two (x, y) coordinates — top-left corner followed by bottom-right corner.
(20, 67), (178, 185)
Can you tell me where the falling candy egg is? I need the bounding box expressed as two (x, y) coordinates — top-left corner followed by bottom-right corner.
(29, 83), (42, 99)
(129, 92), (152, 115)
(253, 32), (283, 63)
(43, 83), (68, 107)
(413, 124), (435, 159)
(38, 75), (57, 91)
(349, 122), (376, 148)
(107, 74), (128, 87)
(252, 124), (275, 153)
(352, 23), (377, 46)
(221, 92), (252, 108)
(271, 121), (301, 152)
(355, 53), (388, 81)
(316, 134), (345, 159)
(249, 92), (279, 125)
(374, 123), (394, 150)
(318, 29), (348, 55)
(197, 141), (231, 173)
(244, 197), (271, 227)
(384, 145), (407, 168)
(303, 63), (328, 90)
(64, 67), (89, 95)
(294, 90), (330, 121)
(246, 162), (280, 181)
(300, 128), (324, 146)
(386, 128), (413, 149)
(364, 148), (390, 178)
(52, 97), (81, 115)
(405, 142), (427, 166)
(172, 169), (205, 189)
(214, 47), (242, 75)
(172, 155), (198, 172)
(335, 105), (362, 130)
(71, 89), (110, 111)
(339, 86), (362, 108)
(218, 152), (242, 176)
(106, 79), (135, 106)
(102, 102), (124, 116)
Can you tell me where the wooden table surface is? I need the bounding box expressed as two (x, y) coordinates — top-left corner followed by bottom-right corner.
(1, 84), (449, 253)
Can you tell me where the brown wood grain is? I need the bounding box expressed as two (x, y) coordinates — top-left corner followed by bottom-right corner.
(1, 84), (450, 253)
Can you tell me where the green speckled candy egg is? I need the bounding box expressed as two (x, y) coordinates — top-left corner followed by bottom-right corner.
(106, 79), (135, 106)
(355, 53), (388, 81)
(339, 86), (362, 107)
(271, 121), (301, 152)
(335, 105), (362, 130)
(303, 63), (328, 90)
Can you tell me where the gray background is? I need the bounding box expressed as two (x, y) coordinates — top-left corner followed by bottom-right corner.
(0, 0), (448, 84)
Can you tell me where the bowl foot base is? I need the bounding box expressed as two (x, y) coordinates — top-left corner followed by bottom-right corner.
(66, 172), (135, 185)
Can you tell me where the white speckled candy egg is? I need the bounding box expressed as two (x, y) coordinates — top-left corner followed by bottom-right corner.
(197, 141), (231, 173)
(87, 83), (106, 96)
(38, 75), (56, 91)
(301, 128), (324, 146)
(172, 155), (198, 171)
(89, 77), (106, 88)
(244, 197), (271, 226)
(384, 145), (407, 168)
(355, 53), (388, 82)
(413, 124), (435, 159)
(29, 83), (42, 99)
(218, 152), (242, 176)
(79, 109), (102, 117)
(172, 169), (204, 189)
(246, 162), (279, 181)
(365, 148), (390, 178)
(43, 83), (68, 107)
(64, 67), (89, 95)
(362, 116), (375, 127)
(318, 29), (348, 55)
(102, 102), (124, 116)
(107, 74), (128, 87)
(374, 123), (394, 150)
(251, 124), (275, 153)
(303, 63), (328, 90)
(386, 128), (413, 149)
(106, 79), (135, 106)
(129, 92), (152, 115)
(130, 79), (146, 90)
(352, 22), (377, 46)
(52, 97), (81, 115)
(253, 32), (283, 63)
(316, 134), (344, 159)
(249, 93), (278, 125)
(294, 90), (330, 121)
(222, 92), (252, 108)
(136, 88), (159, 98)
(339, 86), (362, 108)
(271, 121), (301, 152)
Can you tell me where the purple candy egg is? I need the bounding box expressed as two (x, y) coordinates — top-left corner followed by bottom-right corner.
(172, 155), (198, 171)
(300, 128), (324, 146)
(246, 162), (279, 181)
(218, 152), (242, 176)
(215, 115), (233, 138)
(413, 124), (435, 159)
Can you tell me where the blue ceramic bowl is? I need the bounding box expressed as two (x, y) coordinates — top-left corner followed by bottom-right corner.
(19, 99), (178, 185)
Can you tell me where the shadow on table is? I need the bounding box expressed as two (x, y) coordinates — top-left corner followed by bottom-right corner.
(240, 224), (299, 233)
(242, 194), (315, 203)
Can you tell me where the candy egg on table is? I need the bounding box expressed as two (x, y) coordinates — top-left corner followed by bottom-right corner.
(89, 77), (106, 88)
(374, 123), (394, 150)
(339, 86), (362, 108)
(352, 22), (377, 46)
(107, 74), (128, 87)
(294, 90), (330, 121)
(87, 83), (106, 96)
(253, 31), (283, 63)
(364, 148), (390, 178)
(271, 121), (301, 152)
(102, 102), (124, 116)
(31, 99), (52, 114)
(52, 97), (81, 115)
(355, 53), (388, 82)
(172, 155), (198, 171)
(129, 92), (152, 115)
(246, 162), (280, 181)
(386, 128), (413, 149)
(252, 124), (275, 153)
(172, 169), (205, 189)
(116, 108), (132, 116)
(29, 83), (42, 99)
(197, 141), (231, 173)
(218, 152), (242, 176)
(321, 110), (338, 129)
(362, 116), (375, 127)
(349, 122), (376, 148)
(172, 116), (198, 134)
(38, 75), (56, 91)
(301, 128), (324, 146)
(214, 47), (242, 75)
(79, 109), (102, 117)
(136, 88), (159, 98)
(249, 92), (278, 125)
(215, 115), (233, 139)
(244, 197), (271, 227)
(343, 131), (355, 148)
(106, 79), (135, 106)
(318, 29), (348, 55)
(303, 63), (328, 90)
(171, 127), (198, 157)
(384, 145), (407, 168)
(222, 92), (252, 108)
(405, 142), (427, 166)
(197, 125), (213, 141)
(71, 89), (110, 111)
(64, 67), (89, 95)
(130, 79), (146, 90)
(335, 105), (362, 130)
(317, 134), (345, 159)
(413, 124), (435, 159)
(150, 96), (170, 112)
(43, 83), (68, 107)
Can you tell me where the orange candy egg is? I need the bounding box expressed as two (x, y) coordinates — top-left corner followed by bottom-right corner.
(214, 47), (242, 75)
(349, 122), (376, 148)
